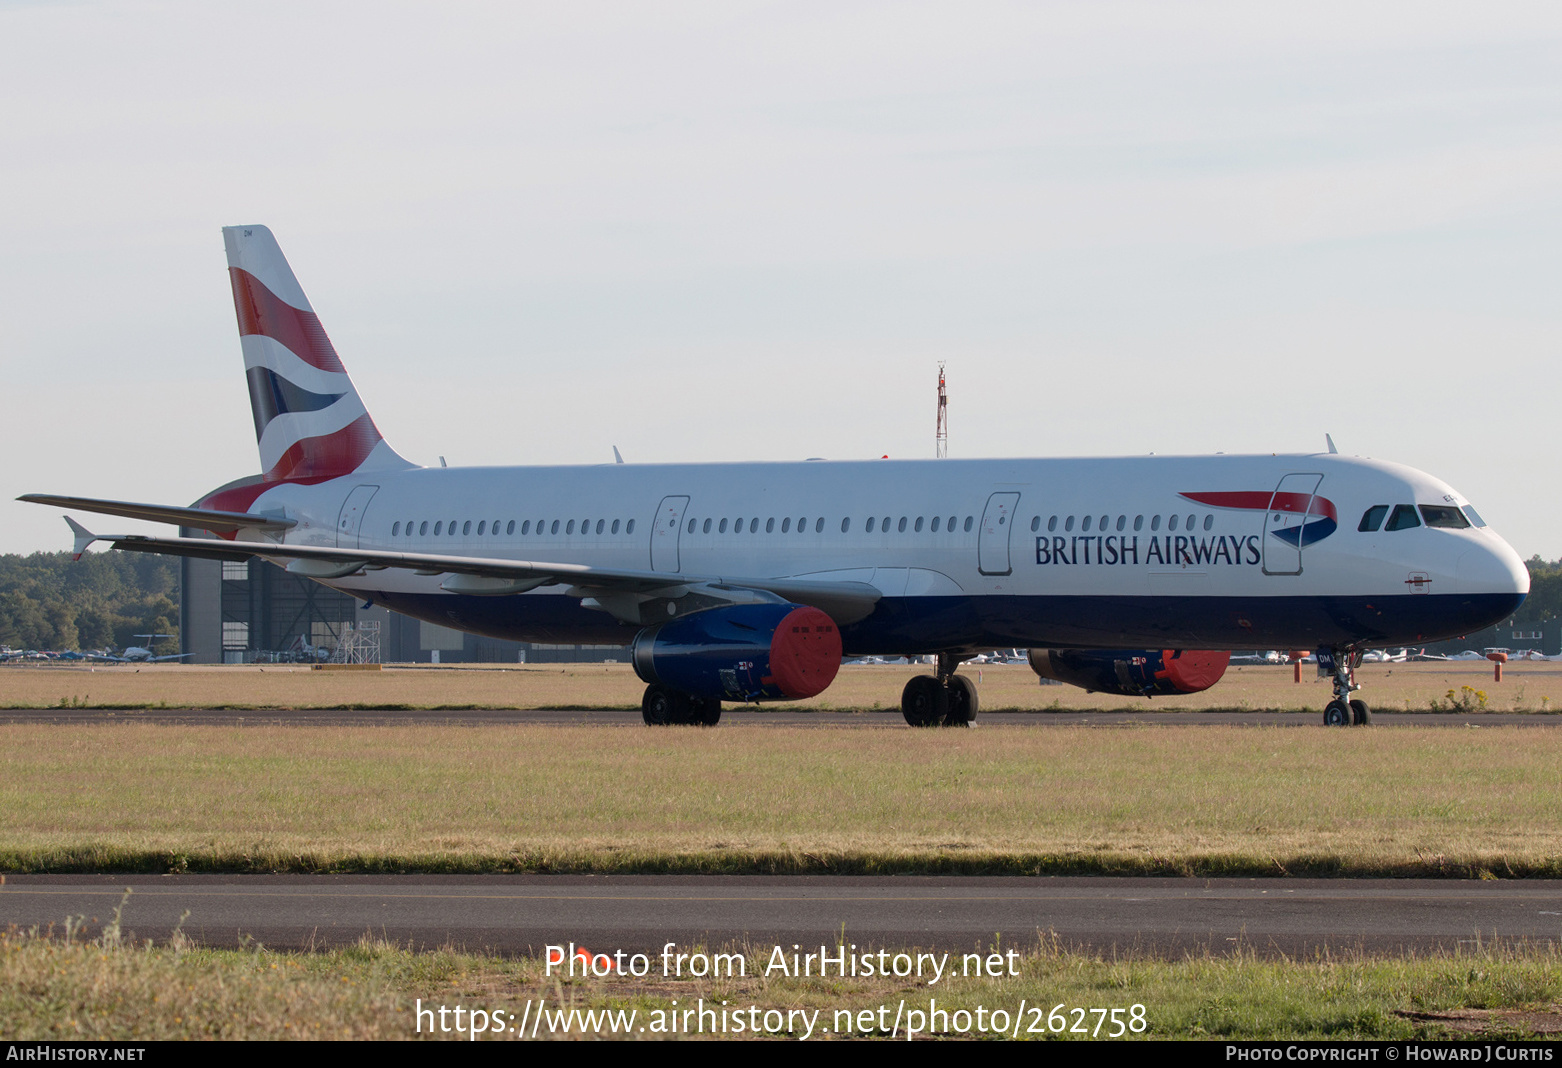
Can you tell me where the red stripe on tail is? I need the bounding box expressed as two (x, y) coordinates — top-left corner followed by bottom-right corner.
(263, 412), (382, 482)
(229, 267), (346, 373)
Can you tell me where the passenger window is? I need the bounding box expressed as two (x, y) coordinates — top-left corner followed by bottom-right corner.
(566, 520), (575, 535)
(392, 522), (400, 536)
(801, 518), (810, 533)
(718, 519), (728, 533)
(1047, 516), (1058, 532)
(1168, 515), (1179, 531)
(863, 517), (872, 533)
(626, 519), (636, 534)
(840, 517), (850, 533)
(1099, 515), (1109, 530)
(476, 521), (485, 535)
(947, 516), (956, 531)
(749, 518), (758, 533)
(1202, 515), (1213, 531)
(898, 517), (908, 533)
(881, 516), (890, 531)
(916, 517), (925, 532)
(520, 521), (530, 535)
(550, 520), (560, 535)
(766, 518), (775, 533)
(1358, 505), (1388, 532)
(1463, 506), (1487, 528)
(1385, 504), (1420, 531)
(434, 521), (443, 535)
(460, 520), (470, 536)
(1064, 516), (1075, 532)
(964, 516), (974, 532)
(1117, 516), (1126, 532)
(611, 519), (620, 534)
(508, 520), (516, 535)
(932, 516), (941, 532)
(492, 518), (500, 532)
(1420, 505), (1471, 529)
(1082, 515), (1093, 532)
(815, 518), (824, 533)
(1134, 515), (1143, 531)
(1186, 514), (1195, 530)
(1151, 516), (1161, 531)
(595, 519), (604, 534)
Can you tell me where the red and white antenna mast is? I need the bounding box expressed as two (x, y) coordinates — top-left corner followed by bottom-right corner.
(935, 362), (948, 459)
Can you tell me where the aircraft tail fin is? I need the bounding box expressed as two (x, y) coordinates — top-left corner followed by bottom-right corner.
(222, 225), (414, 482)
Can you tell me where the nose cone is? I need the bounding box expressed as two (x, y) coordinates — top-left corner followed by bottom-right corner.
(1455, 538), (1529, 606)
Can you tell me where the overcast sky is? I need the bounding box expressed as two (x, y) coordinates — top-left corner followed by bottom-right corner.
(3, 1), (1559, 557)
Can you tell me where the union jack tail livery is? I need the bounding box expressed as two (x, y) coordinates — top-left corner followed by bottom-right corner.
(224, 225), (412, 482)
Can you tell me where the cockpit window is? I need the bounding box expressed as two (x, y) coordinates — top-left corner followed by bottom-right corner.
(1420, 505), (1471, 529)
(1463, 505), (1487, 528)
(1385, 504), (1420, 531)
(1358, 505), (1388, 532)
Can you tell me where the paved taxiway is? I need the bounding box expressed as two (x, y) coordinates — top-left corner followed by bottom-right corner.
(4, 876), (1561, 957)
(0, 708), (1558, 727)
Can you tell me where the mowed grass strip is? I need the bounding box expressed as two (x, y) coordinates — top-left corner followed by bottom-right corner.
(6, 661), (1562, 713)
(7, 929), (1562, 1040)
(3, 723), (1561, 875)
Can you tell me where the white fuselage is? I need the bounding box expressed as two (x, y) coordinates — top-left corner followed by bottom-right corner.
(224, 451), (1528, 655)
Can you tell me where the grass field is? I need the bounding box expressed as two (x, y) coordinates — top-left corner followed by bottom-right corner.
(7, 662), (1562, 1039)
(3, 720), (1561, 875)
(6, 927), (1562, 1040)
(3, 660), (1559, 713)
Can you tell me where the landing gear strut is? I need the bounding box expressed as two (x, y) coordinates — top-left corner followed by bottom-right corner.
(1320, 648), (1371, 727)
(641, 684), (721, 726)
(901, 653), (978, 728)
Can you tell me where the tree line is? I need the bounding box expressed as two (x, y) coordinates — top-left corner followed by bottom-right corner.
(0, 552), (179, 652)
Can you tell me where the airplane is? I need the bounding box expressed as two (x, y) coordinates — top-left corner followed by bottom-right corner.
(113, 635), (191, 663)
(21, 225), (1529, 728)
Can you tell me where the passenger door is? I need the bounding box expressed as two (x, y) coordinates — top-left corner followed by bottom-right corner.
(335, 485), (379, 549)
(1261, 473), (1323, 576)
(977, 492), (1021, 576)
(650, 495), (690, 573)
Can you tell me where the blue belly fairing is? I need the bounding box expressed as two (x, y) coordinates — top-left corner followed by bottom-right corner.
(371, 590), (1525, 654)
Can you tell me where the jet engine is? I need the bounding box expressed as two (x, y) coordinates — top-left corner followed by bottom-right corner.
(1026, 648), (1230, 697)
(631, 602), (842, 702)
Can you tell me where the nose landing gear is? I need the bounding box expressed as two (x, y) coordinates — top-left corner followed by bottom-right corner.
(1320, 649), (1371, 726)
(901, 653), (979, 727)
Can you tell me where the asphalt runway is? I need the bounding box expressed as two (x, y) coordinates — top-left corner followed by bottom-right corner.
(0, 707), (1557, 727)
(4, 875), (1561, 958)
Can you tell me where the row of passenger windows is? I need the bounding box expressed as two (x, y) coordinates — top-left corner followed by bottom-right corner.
(387, 512), (1228, 539)
(1032, 513), (1214, 534)
(1358, 504), (1480, 533)
(390, 518), (639, 538)
(685, 515), (980, 535)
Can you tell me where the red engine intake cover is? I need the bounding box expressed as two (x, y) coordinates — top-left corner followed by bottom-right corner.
(766, 605), (842, 699)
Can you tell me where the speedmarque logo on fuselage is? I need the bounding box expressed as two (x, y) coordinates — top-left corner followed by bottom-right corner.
(1031, 490), (1337, 568)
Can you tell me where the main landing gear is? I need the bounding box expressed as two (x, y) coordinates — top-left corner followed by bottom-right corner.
(901, 653), (978, 728)
(1320, 648), (1372, 727)
(641, 684), (721, 726)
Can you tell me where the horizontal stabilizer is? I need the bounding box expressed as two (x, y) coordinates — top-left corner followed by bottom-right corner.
(19, 494), (295, 534)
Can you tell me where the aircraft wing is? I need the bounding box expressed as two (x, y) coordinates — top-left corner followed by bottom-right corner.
(67, 523), (882, 626)
(18, 495), (296, 535)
